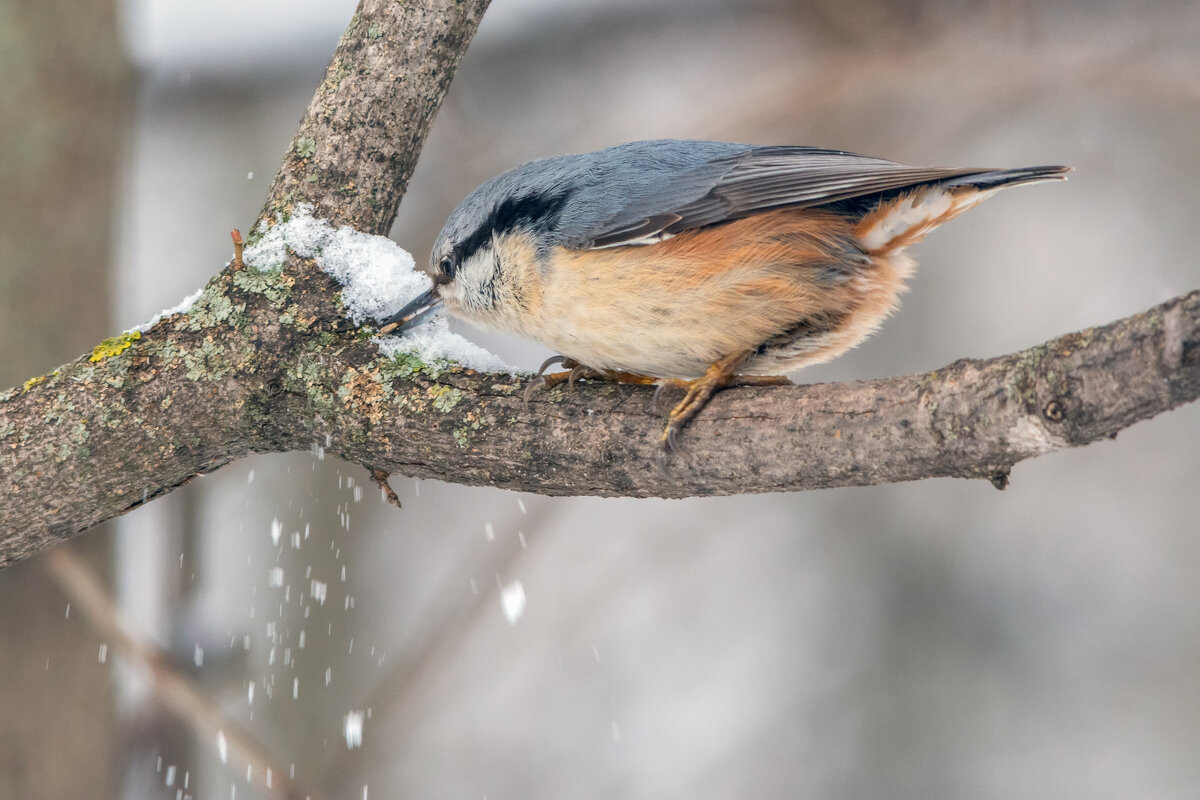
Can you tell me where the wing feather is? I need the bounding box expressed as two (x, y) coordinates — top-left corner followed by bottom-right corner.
(574, 146), (992, 249)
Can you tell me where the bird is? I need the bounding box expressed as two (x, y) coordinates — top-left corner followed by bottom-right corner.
(379, 139), (1069, 449)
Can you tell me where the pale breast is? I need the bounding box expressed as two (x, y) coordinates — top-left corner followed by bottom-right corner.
(523, 208), (896, 379)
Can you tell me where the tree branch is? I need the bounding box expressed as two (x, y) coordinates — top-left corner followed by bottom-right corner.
(209, 286), (1200, 497)
(261, 0), (487, 234)
(1, 0), (1197, 569)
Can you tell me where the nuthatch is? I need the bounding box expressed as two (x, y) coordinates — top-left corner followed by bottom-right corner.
(381, 140), (1069, 448)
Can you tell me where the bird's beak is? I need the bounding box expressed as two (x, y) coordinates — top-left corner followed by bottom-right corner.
(378, 286), (442, 335)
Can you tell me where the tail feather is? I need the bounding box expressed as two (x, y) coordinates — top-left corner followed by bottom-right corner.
(855, 164), (1070, 254)
(942, 165), (1073, 190)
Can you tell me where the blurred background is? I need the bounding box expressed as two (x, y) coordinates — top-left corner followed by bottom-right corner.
(3, 0), (1200, 798)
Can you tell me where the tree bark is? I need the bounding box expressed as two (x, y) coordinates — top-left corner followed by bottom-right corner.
(1, 0), (1197, 569)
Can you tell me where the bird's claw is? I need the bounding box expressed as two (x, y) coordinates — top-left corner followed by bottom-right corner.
(522, 375), (547, 409)
(536, 355), (567, 378)
(568, 363), (599, 389)
(652, 379), (689, 413)
(659, 422), (681, 452)
(524, 355), (583, 407)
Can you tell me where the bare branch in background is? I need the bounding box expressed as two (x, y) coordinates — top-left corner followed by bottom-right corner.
(42, 546), (322, 800)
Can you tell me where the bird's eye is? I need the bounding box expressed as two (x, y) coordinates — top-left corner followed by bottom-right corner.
(439, 256), (456, 279)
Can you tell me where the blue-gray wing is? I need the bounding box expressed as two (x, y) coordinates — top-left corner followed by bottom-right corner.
(565, 143), (992, 250)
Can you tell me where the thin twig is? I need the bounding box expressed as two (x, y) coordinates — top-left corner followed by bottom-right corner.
(42, 546), (323, 800)
(231, 229), (245, 269)
(370, 468), (402, 508)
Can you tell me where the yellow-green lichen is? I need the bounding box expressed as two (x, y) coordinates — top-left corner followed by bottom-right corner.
(101, 357), (131, 388)
(178, 282), (247, 331)
(378, 352), (422, 380)
(42, 393), (76, 425)
(183, 339), (233, 380)
(53, 419), (90, 463)
(95, 399), (127, 429)
(282, 354), (339, 420)
(293, 136), (317, 159)
(233, 267), (292, 306)
(90, 330), (141, 362)
(330, 60), (352, 86)
(279, 304), (307, 327)
(1005, 341), (1072, 409)
(378, 350), (453, 381)
(452, 411), (487, 449)
(1004, 345), (1048, 406)
(337, 11), (361, 46)
(289, 356), (326, 389)
(149, 340), (184, 368)
(22, 375), (46, 392)
(429, 385), (463, 412)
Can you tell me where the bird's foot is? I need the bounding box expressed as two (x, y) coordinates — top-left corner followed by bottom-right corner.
(656, 353), (788, 450)
(523, 355), (656, 408)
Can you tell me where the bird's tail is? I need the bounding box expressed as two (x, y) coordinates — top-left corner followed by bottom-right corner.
(942, 164), (1073, 190)
(856, 164), (1071, 254)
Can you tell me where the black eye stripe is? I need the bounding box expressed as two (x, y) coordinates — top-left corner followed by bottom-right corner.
(490, 193), (571, 238)
(454, 191), (572, 265)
